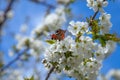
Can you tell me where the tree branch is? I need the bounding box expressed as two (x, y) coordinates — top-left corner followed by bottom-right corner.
(0, 0), (15, 31)
(0, 48), (29, 73)
(45, 67), (55, 80)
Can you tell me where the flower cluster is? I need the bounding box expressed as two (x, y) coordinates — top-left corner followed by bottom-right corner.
(43, 21), (116, 80)
(43, 0), (117, 80)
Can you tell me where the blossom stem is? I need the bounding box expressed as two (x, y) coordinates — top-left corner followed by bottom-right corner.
(45, 66), (55, 80)
(92, 9), (99, 20)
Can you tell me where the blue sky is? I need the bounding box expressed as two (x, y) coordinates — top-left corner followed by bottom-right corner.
(0, 0), (120, 79)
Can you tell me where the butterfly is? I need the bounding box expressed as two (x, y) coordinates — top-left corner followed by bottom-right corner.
(51, 29), (66, 41)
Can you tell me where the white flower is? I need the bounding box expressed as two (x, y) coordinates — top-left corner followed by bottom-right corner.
(31, 24), (48, 37)
(95, 40), (116, 61)
(78, 36), (99, 58)
(104, 41), (116, 58)
(44, 6), (66, 31)
(30, 39), (44, 50)
(44, 13), (65, 31)
(84, 58), (101, 73)
(55, 6), (65, 15)
(87, 0), (95, 9)
(72, 42), (83, 55)
(44, 41), (61, 61)
(45, 36), (75, 62)
(68, 21), (89, 36)
(16, 37), (29, 50)
(87, 0), (108, 12)
(95, 44), (108, 61)
(68, 21), (80, 35)
(79, 22), (89, 33)
(57, 36), (75, 52)
(99, 13), (112, 34)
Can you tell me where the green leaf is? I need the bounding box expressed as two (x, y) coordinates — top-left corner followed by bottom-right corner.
(24, 76), (34, 80)
(89, 19), (100, 35)
(99, 38), (106, 47)
(46, 40), (56, 44)
(75, 37), (80, 42)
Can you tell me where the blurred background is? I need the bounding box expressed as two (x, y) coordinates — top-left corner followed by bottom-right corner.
(0, 0), (120, 80)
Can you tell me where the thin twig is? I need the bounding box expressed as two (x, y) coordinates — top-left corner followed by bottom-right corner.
(30, 0), (55, 9)
(45, 67), (55, 80)
(0, 48), (28, 73)
(89, 9), (99, 26)
(0, 0), (15, 31)
(92, 9), (99, 20)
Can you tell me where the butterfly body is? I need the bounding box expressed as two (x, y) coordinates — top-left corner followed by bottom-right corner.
(51, 29), (66, 41)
